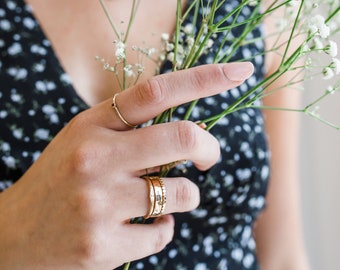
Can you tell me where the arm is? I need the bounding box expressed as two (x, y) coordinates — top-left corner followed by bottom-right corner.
(253, 2), (310, 269)
(254, 70), (310, 270)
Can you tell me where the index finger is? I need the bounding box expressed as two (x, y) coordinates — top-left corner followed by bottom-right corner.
(91, 62), (254, 130)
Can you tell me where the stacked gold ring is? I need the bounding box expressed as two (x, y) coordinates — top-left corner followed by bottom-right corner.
(143, 176), (166, 219)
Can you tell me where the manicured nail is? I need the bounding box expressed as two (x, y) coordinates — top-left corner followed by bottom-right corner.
(223, 62), (254, 81)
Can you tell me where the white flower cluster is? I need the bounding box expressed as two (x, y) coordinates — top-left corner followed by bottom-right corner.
(304, 5), (340, 80)
(309, 14), (330, 39)
(95, 38), (157, 90)
(161, 22), (214, 70)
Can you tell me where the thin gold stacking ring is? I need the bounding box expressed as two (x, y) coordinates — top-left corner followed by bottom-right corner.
(143, 176), (166, 219)
(111, 93), (137, 128)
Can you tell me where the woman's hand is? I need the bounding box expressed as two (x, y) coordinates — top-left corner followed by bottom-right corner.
(0, 63), (254, 270)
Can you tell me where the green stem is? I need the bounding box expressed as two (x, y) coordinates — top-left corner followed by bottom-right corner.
(184, 99), (199, 120)
(325, 6), (340, 24)
(245, 105), (304, 112)
(216, 0), (291, 32)
(182, 20), (208, 69)
(303, 92), (330, 112)
(99, 0), (121, 39)
(304, 111), (340, 131)
(124, 0), (140, 43)
(182, 0), (200, 22)
(213, 2), (245, 63)
(219, 4), (261, 63)
(280, 0), (304, 66)
(173, 0), (183, 71)
(123, 262), (131, 270)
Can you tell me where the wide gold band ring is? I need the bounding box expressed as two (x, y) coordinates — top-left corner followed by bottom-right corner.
(111, 93), (137, 128)
(143, 176), (166, 219)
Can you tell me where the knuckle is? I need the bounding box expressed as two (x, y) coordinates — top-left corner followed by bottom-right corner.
(152, 227), (168, 253)
(72, 196), (109, 266)
(70, 189), (104, 229)
(175, 121), (199, 153)
(189, 67), (209, 91)
(68, 111), (89, 130)
(69, 143), (97, 177)
(211, 137), (221, 162)
(135, 77), (165, 106)
(175, 179), (199, 210)
(63, 114), (99, 178)
(190, 65), (221, 92)
(76, 230), (103, 267)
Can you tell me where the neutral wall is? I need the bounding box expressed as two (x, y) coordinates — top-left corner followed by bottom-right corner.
(300, 46), (340, 268)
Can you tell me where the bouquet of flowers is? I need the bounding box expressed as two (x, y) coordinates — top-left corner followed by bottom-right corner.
(97, 0), (339, 131)
(96, 0), (339, 269)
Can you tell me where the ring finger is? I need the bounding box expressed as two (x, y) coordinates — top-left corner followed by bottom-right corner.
(110, 176), (200, 221)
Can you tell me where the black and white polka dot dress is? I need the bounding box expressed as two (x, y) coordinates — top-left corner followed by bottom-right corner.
(0, 0), (270, 269)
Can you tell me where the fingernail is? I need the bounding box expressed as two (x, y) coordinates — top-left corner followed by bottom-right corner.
(223, 62), (254, 81)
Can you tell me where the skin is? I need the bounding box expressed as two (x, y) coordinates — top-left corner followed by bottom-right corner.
(0, 0), (310, 269)
(0, 54), (255, 270)
(254, 2), (310, 269)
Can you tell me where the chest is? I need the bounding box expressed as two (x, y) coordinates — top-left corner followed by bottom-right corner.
(25, 0), (183, 106)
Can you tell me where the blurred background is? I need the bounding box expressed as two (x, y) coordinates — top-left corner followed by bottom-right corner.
(300, 30), (340, 269)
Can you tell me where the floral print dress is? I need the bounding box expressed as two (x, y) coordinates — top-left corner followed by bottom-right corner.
(0, 0), (270, 269)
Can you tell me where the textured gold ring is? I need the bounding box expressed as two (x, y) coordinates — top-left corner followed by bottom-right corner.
(111, 93), (137, 128)
(143, 176), (166, 219)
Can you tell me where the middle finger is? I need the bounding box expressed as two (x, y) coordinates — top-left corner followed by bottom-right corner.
(112, 120), (221, 172)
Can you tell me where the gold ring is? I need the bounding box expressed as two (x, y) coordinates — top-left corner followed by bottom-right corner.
(143, 176), (166, 219)
(111, 93), (137, 128)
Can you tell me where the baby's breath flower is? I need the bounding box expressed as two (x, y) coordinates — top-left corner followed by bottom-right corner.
(309, 15), (330, 39)
(114, 40), (126, 60)
(135, 63), (144, 74)
(301, 43), (310, 54)
(124, 64), (134, 77)
(305, 57), (313, 68)
(107, 66), (115, 72)
(326, 86), (336, 94)
(324, 40), (338, 57)
(177, 44), (185, 55)
(322, 66), (334, 80)
(314, 37), (324, 51)
(202, 23), (209, 35)
(145, 48), (156, 56)
(186, 36), (195, 47)
(167, 52), (174, 62)
(247, 0), (259, 7)
(286, 0), (300, 17)
(310, 15), (326, 29)
(328, 21), (338, 32)
(205, 39), (214, 49)
(329, 58), (340, 74)
(318, 24), (330, 39)
(161, 33), (170, 41)
(159, 53), (166, 62)
(287, 0), (299, 7)
(166, 42), (174, 52)
(183, 24), (194, 35)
